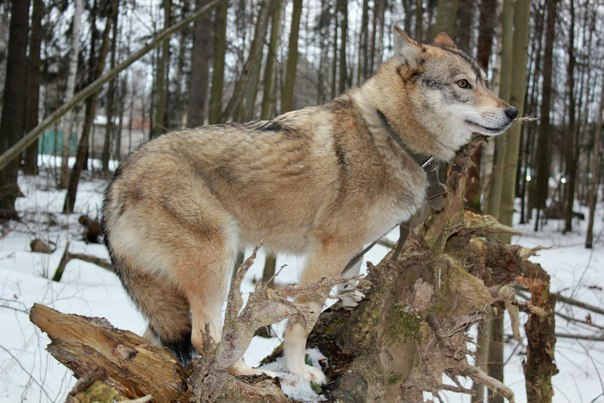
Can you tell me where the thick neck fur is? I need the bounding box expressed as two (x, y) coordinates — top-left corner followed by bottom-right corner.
(350, 58), (470, 162)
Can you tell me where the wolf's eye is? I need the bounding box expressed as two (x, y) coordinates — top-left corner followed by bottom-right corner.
(456, 79), (471, 89)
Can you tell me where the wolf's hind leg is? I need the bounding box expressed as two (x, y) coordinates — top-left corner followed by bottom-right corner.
(169, 224), (237, 355)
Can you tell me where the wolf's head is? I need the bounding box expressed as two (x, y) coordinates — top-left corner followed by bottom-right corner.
(358, 27), (518, 160)
(393, 27), (517, 137)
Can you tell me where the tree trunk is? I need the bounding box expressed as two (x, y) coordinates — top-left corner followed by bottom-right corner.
(63, 0), (118, 214)
(498, 0), (530, 234)
(151, 0), (171, 138)
(533, 0), (558, 231)
(520, 277), (558, 402)
(472, 322), (490, 402)
(59, 0), (83, 189)
(415, 0), (424, 42)
(484, 0), (513, 220)
(455, 0), (474, 53)
(239, 0), (272, 121)
(257, 1), (284, 290)
(337, 0), (348, 94)
(220, 0), (271, 122)
(487, 310), (505, 403)
(331, 3), (338, 99)
(260, 0), (282, 119)
(357, 0), (369, 84)
(187, 0), (213, 128)
(29, 303), (188, 402)
(0, 0), (30, 221)
(465, 0), (498, 213)
(281, 0), (302, 113)
(23, 0), (43, 176)
(431, 0), (460, 38)
(585, 78), (604, 248)
(562, 0), (577, 234)
(208, 0), (228, 124)
(101, 4), (120, 175)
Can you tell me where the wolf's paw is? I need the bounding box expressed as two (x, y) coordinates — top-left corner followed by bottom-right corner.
(291, 364), (327, 385)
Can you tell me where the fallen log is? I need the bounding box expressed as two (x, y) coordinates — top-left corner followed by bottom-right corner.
(29, 304), (188, 402)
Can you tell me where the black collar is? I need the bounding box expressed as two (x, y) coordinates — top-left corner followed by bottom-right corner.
(376, 109), (446, 212)
(376, 110), (438, 173)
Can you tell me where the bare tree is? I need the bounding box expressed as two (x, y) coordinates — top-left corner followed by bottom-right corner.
(151, 0), (172, 138)
(59, 0), (84, 189)
(187, 0), (213, 128)
(63, 0), (119, 213)
(585, 78), (604, 248)
(208, 0), (228, 124)
(533, 0), (558, 231)
(23, 0), (43, 175)
(0, 0), (30, 221)
(282, 0), (303, 113)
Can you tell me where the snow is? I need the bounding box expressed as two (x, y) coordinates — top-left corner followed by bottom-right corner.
(1, 161), (603, 402)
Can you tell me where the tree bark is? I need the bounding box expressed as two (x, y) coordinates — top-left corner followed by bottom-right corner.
(0, 0), (30, 221)
(101, 4), (120, 175)
(455, 0), (474, 53)
(187, 0), (213, 128)
(562, 0), (577, 234)
(260, 0), (283, 120)
(533, 0), (558, 231)
(337, 0), (348, 94)
(499, 0), (531, 234)
(150, 0), (171, 138)
(29, 304), (188, 402)
(207, 0), (228, 124)
(59, 0), (83, 189)
(484, 0), (513, 220)
(431, 0), (460, 38)
(519, 275), (558, 402)
(220, 0), (271, 122)
(357, 0), (369, 83)
(22, 0), (43, 176)
(585, 78), (604, 248)
(465, 0), (498, 213)
(281, 0), (303, 113)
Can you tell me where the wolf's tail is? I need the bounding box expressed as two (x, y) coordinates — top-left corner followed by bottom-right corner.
(105, 239), (195, 364)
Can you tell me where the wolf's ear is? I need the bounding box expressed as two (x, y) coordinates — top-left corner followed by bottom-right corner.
(393, 26), (422, 69)
(433, 32), (457, 48)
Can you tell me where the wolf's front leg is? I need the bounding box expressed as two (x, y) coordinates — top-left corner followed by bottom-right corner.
(283, 239), (356, 384)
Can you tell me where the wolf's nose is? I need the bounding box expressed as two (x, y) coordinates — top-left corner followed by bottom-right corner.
(505, 106), (519, 121)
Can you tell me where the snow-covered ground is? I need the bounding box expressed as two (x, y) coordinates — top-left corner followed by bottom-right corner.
(1, 161), (603, 402)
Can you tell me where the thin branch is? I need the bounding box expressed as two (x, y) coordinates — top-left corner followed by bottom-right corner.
(556, 333), (604, 342)
(225, 245), (260, 322)
(462, 364), (515, 403)
(553, 293), (604, 316)
(516, 287), (604, 316)
(0, 345), (54, 401)
(68, 252), (113, 272)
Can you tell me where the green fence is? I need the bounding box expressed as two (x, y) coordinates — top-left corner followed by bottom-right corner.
(38, 129), (78, 155)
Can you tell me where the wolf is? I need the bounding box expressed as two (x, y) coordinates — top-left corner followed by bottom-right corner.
(102, 27), (517, 384)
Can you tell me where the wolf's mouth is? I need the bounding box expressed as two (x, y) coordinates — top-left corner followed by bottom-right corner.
(464, 119), (509, 134)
